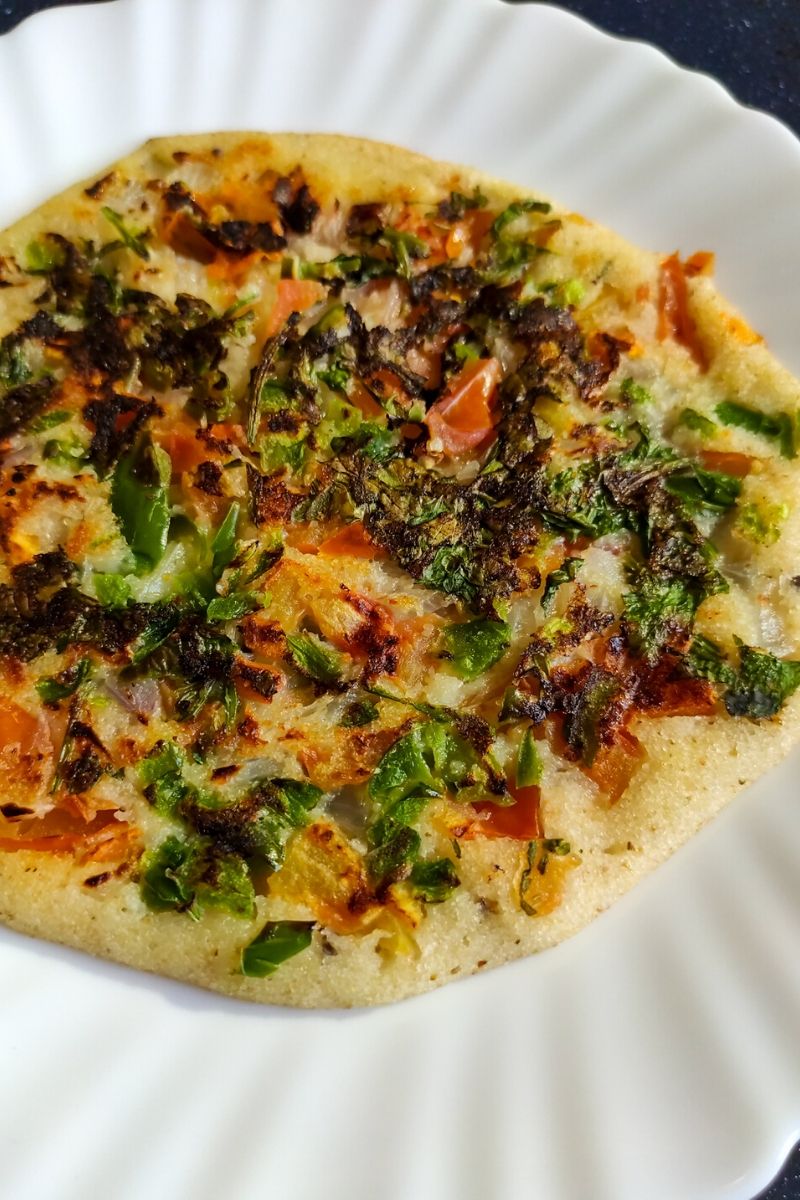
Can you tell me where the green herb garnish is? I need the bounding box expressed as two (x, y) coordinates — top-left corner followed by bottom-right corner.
(715, 400), (796, 460)
(286, 631), (344, 685)
(111, 437), (171, 572)
(101, 206), (151, 260)
(240, 920), (315, 977)
(442, 617), (510, 681)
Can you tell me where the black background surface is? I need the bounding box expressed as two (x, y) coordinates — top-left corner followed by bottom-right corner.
(0, 2), (798, 1197)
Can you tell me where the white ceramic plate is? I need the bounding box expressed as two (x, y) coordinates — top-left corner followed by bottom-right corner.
(1, 2), (799, 1198)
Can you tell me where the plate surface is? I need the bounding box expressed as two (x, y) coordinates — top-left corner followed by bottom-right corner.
(1, 2), (800, 1198)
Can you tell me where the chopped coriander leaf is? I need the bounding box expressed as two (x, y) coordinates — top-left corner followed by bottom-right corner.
(380, 227), (429, 278)
(734, 501), (787, 546)
(369, 721), (480, 808)
(541, 556), (583, 614)
(259, 434), (307, 474)
(286, 631), (344, 685)
(409, 858), (460, 902)
(343, 422), (399, 463)
(664, 466), (741, 514)
(563, 670), (621, 766)
(685, 637), (800, 720)
(29, 409), (70, 432)
(340, 699), (379, 728)
(516, 727), (542, 788)
(101, 206), (151, 260)
(436, 187), (487, 221)
(295, 253), (389, 283)
(139, 834), (255, 919)
(685, 634), (736, 688)
(111, 437), (171, 572)
(130, 603), (182, 665)
(35, 657), (92, 704)
(491, 198), (551, 238)
(452, 340), (481, 364)
(542, 463), (625, 538)
(211, 503), (240, 580)
(206, 592), (260, 622)
(25, 236), (67, 274)
(366, 824), (421, 888)
(0, 341), (32, 389)
(184, 777), (321, 872)
(678, 407), (716, 436)
(623, 570), (697, 663)
(724, 644), (800, 720)
(420, 544), (477, 604)
(407, 497), (451, 526)
(715, 400), (796, 460)
(241, 920), (315, 977)
(93, 573), (131, 608)
(620, 377), (652, 406)
(42, 433), (87, 468)
(484, 236), (541, 285)
(442, 617), (510, 681)
(138, 742), (188, 816)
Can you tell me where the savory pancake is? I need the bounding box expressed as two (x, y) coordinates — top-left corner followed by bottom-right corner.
(0, 133), (798, 1006)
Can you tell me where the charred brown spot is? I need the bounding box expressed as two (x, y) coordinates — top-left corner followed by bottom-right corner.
(193, 460), (223, 495)
(84, 173), (116, 200)
(273, 174), (320, 235)
(83, 391), (160, 477)
(0, 803), (34, 819)
(210, 764), (240, 781)
(236, 714), (263, 743)
(339, 585), (399, 677)
(234, 660), (281, 700)
(346, 202), (387, 240)
(83, 871), (111, 888)
(246, 464), (299, 526)
(0, 378), (55, 439)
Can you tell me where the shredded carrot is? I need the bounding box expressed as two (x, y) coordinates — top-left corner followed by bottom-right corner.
(657, 253), (709, 371)
(698, 449), (755, 478)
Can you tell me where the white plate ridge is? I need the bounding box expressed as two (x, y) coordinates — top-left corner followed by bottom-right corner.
(1, 3), (799, 1199)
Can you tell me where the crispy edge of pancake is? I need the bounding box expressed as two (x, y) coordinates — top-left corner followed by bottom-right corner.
(0, 132), (799, 1008)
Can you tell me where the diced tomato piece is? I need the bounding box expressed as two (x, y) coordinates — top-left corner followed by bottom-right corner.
(157, 427), (206, 475)
(657, 253), (708, 371)
(364, 367), (414, 413)
(265, 279), (326, 337)
(0, 700), (51, 792)
(0, 696), (47, 748)
(318, 522), (385, 560)
(347, 380), (385, 419)
(584, 729), (643, 804)
(161, 211), (217, 264)
(698, 449), (754, 478)
(424, 358), (501, 456)
(474, 784), (542, 840)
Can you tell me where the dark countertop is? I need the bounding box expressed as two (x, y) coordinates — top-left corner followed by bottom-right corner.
(0, 2), (798, 1197)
